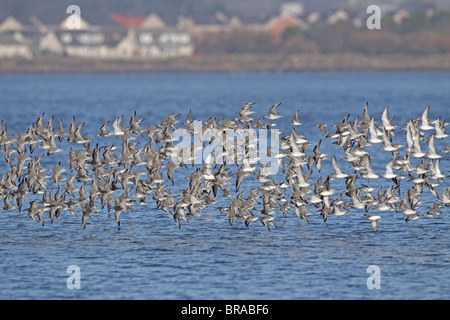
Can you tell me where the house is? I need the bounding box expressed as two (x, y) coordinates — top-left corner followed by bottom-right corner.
(137, 28), (194, 58)
(307, 12), (321, 25)
(327, 9), (349, 25)
(0, 16), (44, 58)
(0, 16), (24, 33)
(0, 12), (194, 60)
(280, 2), (304, 16)
(60, 14), (93, 31)
(191, 11), (304, 44)
(0, 31), (33, 59)
(57, 29), (125, 58)
(140, 13), (167, 29)
(393, 9), (410, 24)
(39, 30), (64, 55)
(55, 14), (124, 58)
(265, 13), (303, 42)
(115, 28), (139, 58)
(111, 13), (194, 58)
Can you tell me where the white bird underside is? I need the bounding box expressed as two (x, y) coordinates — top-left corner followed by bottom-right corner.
(0, 102), (447, 233)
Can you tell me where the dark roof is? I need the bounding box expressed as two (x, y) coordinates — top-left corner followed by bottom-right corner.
(0, 32), (23, 44)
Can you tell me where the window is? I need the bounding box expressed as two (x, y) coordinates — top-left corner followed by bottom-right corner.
(77, 33), (104, 45)
(61, 33), (73, 44)
(139, 33), (153, 45)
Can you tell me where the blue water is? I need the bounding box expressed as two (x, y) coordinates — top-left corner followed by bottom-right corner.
(0, 72), (449, 300)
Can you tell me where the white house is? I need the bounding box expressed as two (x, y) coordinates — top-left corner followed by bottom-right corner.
(39, 30), (64, 55)
(0, 13), (195, 60)
(0, 32), (33, 59)
(0, 16), (24, 33)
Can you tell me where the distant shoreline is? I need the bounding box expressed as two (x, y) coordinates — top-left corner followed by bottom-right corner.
(1, 53), (450, 73)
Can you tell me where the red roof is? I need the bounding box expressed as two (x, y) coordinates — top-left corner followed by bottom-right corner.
(110, 13), (145, 28)
(267, 14), (302, 42)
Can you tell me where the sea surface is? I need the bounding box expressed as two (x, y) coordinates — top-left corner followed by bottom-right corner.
(0, 72), (449, 300)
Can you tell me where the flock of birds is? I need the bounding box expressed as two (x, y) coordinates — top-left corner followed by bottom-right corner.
(0, 102), (448, 232)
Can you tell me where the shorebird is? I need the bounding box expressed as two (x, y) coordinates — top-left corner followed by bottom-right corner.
(49, 162), (67, 188)
(81, 201), (99, 229)
(381, 106), (397, 131)
(360, 156), (380, 180)
(40, 131), (62, 155)
(311, 140), (327, 172)
(429, 159), (445, 181)
(419, 106), (434, 131)
(25, 200), (40, 222)
(440, 188), (450, 206)
(0, 101), (446, 233)
(173, 206), (189, 229)
(2, 193), (16, 211)
(290, 109), (302, 126)
(111, 115), (126, 136)
(163, 161), (178, 186)
(404, 212), (420, 222)
(426, 134), (442, 159)
(56, 119), (67, 142)
(129, 111), (145, 135)
(291, 202), (310, 223)
(380, 129), (403, 152)
(331, 155), (350, 179)
(265, 103), (282, 120)
(98, 121), (111, 137)
(364, 214), (381, 232)
(367, 117), (383, 144)
(260, 215), (277, 231)
(374, 188), (392, 212)
(382, 161), (402, 180)
(160, 113), (181, 130)
(409, 124), (427, 158)
(331, 204), (348, 216)
(350, 190), (366, 209)
(235, 169), (250, 193)
(434, 118), (448, 139)
(315, 123), (327, 135)
(244, 215), (259, 227)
